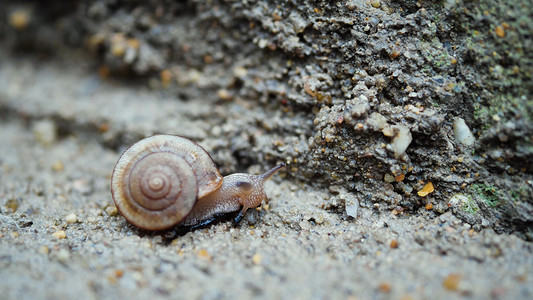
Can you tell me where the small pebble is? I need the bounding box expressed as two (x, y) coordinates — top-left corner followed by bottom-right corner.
(378, 282), (391, 292)
(33, 119), (57, 146)
(52, 230), (66, 239)
(160, 69), (172, 85)
(51, 161), (64, 172)
(371, 0), (381, 8)
(56, 249), (70, 263)
(39, 245), (50, 254)
(384, 174), (395, 183)
(233, 66), (248, 77)
(453, 117), (475, 147)
(111, 35), (126, 57)
(9, 10), (30, 30)
(197, 249), (211, 260)
(105, 205), (118, 216)
(443, 273), (461, 291)
(390, 125), (412, 159)
(132, 271), (144, 283)
(418, 182), (434, 197)
(65, 213), (77, 224)
(382, 126), (394, 137)
(252, 253), (262, 265)
(395, 173), (405, 182)
(142, 240), (153, 249)
(217, 89), (232, 100)
(495, 25), (505, 38)
(345, 196), (359, 218)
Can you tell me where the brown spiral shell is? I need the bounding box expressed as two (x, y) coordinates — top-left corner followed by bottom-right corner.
(111, 135), (223, 230)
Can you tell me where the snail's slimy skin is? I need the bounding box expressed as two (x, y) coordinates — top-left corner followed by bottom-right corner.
(111, 134), (285, 231)
(181, 164), (285, 227)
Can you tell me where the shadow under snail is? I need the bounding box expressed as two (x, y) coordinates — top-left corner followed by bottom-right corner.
(111, 134), (285, 231)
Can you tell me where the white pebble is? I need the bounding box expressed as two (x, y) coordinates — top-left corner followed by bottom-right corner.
(65, 213), (77, 224)
(345, 197), (359, 218)
(448, 194), (469, 207)
(390, 125), (412, 159)
(453, 117), (476, 146)
(33, 119), (57, 146)
(56, 249), (70, 263)
(349, 96), (370, 117)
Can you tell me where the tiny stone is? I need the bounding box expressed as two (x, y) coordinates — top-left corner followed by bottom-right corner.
(382, 126), (394, 137)
(197, 249), (211, 260)
(105, 205), (118, 216)
(217, 89), (232, 100)
(233, 66), (248, 77)
(33, 119), (57, 146)
(65, 213), (78, 224)
(349, 97), (370, 117)
(52, 230), (66, 239)
(258, 39), (268, 48)
(9, 10), (30, 30)
(39, 245), (50, 254)
(115, 269), (124, 278)
(384, 174), (395, 183)
(379, 282), (391, 293)
(453, 117), (475, 147)
(56, 249), (70, 263)
(252, 253), (262, 265)
(371, 0), (381, 8)
(160, 69), (172, 84)
(314, 214), (325, 224)
(390, 125), (412, 159)
(494, 26), (505, 38)
(368, 111), (388, 129)
(395, 173), (405, 182)
(345, 196), (359, 218)
(132, 271), (144, 282)
(443, 273), (461, 291)
(143, 240), (153, 249)
(418, 182), (434, 197)
(52, 161), (64, 172)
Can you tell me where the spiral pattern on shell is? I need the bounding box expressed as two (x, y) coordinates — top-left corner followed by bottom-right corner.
(111, 135), (223, 230)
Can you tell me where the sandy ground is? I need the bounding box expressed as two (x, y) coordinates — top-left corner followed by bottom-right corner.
(1, 54), (532, 300)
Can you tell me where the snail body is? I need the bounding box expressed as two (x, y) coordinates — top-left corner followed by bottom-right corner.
(111, 134), (285, 231)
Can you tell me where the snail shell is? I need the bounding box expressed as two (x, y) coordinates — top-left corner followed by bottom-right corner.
(111, 135), (223, 230)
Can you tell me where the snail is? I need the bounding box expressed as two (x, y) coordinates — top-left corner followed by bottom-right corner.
(111, 134), (285, 231)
